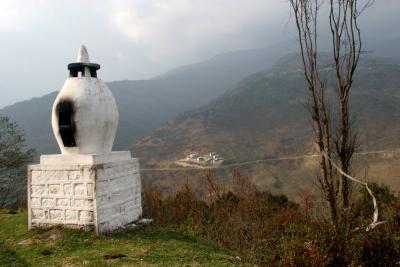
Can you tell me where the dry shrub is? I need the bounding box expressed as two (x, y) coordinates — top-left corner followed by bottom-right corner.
(142, 173), (400, 266)
(352, 183), (400, 266)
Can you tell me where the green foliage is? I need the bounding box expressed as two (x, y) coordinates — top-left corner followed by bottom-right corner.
(0, 115), (35, 208)
(0, 115), (34, 168)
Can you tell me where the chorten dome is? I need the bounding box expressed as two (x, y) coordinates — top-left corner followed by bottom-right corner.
(51, 46), (119, 155)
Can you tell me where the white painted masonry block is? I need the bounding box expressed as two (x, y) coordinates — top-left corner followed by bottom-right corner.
(27, 152), (142, 234)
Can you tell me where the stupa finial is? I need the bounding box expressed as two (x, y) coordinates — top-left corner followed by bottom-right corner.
(76, 45), (90, 63)
(68, 46), (100, 78)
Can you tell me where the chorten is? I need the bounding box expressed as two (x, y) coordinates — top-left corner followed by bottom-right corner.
(27, 46), (142, 234)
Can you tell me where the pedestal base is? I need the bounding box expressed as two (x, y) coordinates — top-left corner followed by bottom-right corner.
(27, 151), (142, 234)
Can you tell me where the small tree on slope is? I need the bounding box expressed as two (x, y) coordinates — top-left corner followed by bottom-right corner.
(0, 115), (34, 207)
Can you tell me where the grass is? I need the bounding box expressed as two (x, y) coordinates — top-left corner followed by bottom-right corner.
(0, 209), (245, 267)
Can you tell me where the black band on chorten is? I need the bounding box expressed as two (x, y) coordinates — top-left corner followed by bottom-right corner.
(68, 62), (100, 78)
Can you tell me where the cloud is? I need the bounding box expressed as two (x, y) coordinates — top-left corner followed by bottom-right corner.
(0, 0), (47, 31)
(0, 1), (28, 31)
(106, 0), (290, 61)
(0, 0), (398, 108)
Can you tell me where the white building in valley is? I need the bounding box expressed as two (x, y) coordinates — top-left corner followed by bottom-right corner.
(182, 151), (224, 166)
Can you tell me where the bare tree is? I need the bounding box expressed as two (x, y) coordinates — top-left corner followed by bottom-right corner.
(328, 0), (372, 208)
(288, 0), (372, 226)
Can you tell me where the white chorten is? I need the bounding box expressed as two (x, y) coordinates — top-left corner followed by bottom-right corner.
(51, 46), (118, 155)
(27, 46), (142, 234)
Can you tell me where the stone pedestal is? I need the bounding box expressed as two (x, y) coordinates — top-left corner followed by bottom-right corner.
(27, 151), (142, 234)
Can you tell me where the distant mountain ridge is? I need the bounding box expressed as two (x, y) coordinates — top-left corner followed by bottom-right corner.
(0, 44), (294, 156)
(133, 55), (400, 166)
(1, 37), (398, 158)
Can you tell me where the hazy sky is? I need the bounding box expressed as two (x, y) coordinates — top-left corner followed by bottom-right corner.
(0, 0), (399, 107)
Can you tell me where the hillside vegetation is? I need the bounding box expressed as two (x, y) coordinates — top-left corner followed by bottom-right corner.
(1, 176), (400, 266)
(134, 55), (400, 163)
(134, 55), (400, 198)
(142, 173), (400, 266)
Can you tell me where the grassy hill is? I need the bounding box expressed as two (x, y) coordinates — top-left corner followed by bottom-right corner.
(0, 210), (245, 267)
(134, 55), (400, 163)
(133, 55), (400, 198)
